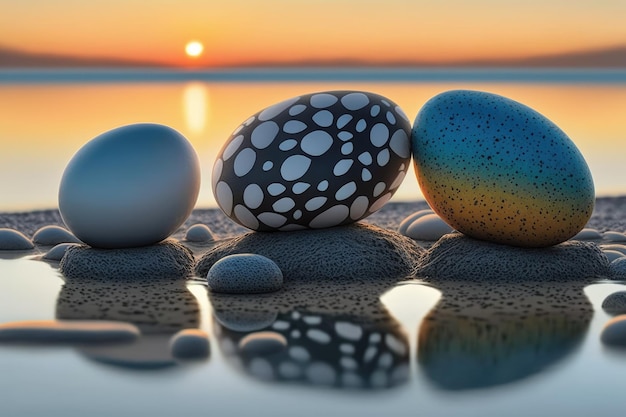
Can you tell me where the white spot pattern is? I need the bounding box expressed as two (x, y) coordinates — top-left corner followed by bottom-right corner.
(223, 135), (244, 160)
(251, 121), (279, 149)
(336, 114), (353, 129)
(301, 131), (333, 156)
(234, 148), (256, 177)
(288, 104), (307, 116)
(213, 91), (412, 231)
(310, 93), (338, 108)
(279, 139), (298, 151)
(312, 110), (333, 127)
(283, 120), (307, 134)
(280, 155), (311, 181)
(341, 92), (369, 110)
(333, 159), (353, 176)
(292, 182), (310, 194)
(336, 182), (357, 201)
(216, 181), (233, 215)
(258, 97), (300, 121)
(243, 184), (263, 209)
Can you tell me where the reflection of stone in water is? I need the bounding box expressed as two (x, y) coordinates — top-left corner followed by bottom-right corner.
(56, 279), (201, 369)
(417, 282), (593, 390)
(211, 281), (410, 390)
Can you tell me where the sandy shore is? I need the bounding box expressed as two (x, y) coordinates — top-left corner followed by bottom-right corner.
(1, 196), (625, 241)
(0, 196), (626, 239)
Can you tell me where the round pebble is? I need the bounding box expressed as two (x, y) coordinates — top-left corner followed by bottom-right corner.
(213, 310), (278, 332)
(238, 331), (288, 356)
(603, 250), (625, 263)
(42, 243), (80, 262)
(58, 123), (201, 249)
(601, 315), (626, 346)
(170, 329), (210, 360)
(603, 231), (626, 242)
(572, 228), (603, 240)
(207, 254), (283, 294)
(184, 224), (214, 242)
(0, 320), (139, 343)
(212, 91), (412, 231)
(602, 292), (626, 316)
(600, 244), (626, 255)
(610, 257), (626, 279)
(397, 209), (434, 235)
(412, 90), (594, 248)
(0, 228), (34, 250)
(32, 225), (81, 245)
(403, 213), (454, 241)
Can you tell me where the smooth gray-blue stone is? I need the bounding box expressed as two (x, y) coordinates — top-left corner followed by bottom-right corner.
(170, 329), (210, 359)
(601, 316), (626, 346)
(0, 228), (34, 250)
(184, 224), (214, 242)
(207, 253), (283, 294)
(43, 243), (80, 261)
(32, 225), (81, 245)
(602, 292), (626, 316)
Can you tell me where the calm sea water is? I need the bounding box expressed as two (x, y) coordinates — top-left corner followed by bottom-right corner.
(1, 68), (625, 211)
(1, 69), (626, 416)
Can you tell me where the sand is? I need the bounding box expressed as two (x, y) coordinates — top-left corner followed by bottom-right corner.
(1, 196), (625, 241)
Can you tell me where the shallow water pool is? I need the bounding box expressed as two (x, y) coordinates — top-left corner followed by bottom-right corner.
(1, 256), (625, 417)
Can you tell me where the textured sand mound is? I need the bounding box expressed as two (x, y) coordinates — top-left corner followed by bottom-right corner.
(196, 223), (424, 283)
(417, 233), (610, 282)
(60, 239), (195, 281)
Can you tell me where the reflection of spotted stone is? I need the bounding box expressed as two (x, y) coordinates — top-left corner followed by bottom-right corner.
(213, 91), (412, 231)
(216, 309), (409, 389)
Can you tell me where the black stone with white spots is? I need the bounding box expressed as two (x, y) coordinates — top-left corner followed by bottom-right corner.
(213, 91), (412, 231)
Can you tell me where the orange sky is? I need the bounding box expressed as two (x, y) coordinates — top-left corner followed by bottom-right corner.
(1, 0), (625, 67)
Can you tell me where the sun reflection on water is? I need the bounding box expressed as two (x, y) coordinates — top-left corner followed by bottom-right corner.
(183, 82), (210, 134)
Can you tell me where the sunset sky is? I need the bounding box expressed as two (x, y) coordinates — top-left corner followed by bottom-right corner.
(1, 0), (625, 67)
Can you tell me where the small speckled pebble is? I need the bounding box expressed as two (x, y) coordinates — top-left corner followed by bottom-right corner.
(602, 292), (626, 316)
(0, 228), (34, 250)
(572, 228), (602, 240)
(170, 329), (210, 359)
(184, 224), (214, 242)
(397, 209), (434, 235)
(403, 213), (454, 241)
(207, 253), (283, 294)
(601, 315), (626, 346)
(32, 225), (81, 245)
(412, 90), (594, 248)
(610, 258), (626, 279)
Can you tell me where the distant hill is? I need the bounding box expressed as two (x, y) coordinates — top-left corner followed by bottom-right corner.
(0, 45), (170, 68)
(1, 44), (625, 69)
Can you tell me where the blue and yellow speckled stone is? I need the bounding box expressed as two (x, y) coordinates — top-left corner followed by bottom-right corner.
(412, 90), (594, 248)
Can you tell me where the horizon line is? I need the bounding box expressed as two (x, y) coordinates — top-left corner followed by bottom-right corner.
(1, 67), (625, 85)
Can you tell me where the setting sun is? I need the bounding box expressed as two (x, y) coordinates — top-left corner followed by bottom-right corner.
(185, 41), (204, 58)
